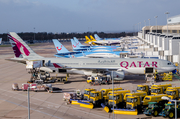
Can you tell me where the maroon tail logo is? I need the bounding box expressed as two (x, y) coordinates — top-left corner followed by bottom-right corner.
(8, 34), (30, 57)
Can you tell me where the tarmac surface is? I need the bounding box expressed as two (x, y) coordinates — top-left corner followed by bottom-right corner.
(0, 41), (180, 119)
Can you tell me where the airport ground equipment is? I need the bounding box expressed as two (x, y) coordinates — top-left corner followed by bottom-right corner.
(83, 88), (96, 100)
(166, 87), (180, 99)
(33, 85), (49, 92)
(48, 87), (62, 93)
(26, 60), (69, 83)
(78, 91), (103, 109)
(151, 84), (172, 95)
(114, 94), (168, 115)
(63, 92), (77, 104)
(145, 67), (155, 84)
(159, 103), (180, 118)
(136, 85), (151, 95)
(12, 83), (19, 91)
(78, 88), (123, 109)
(103, 90), (131, 112)
(124, 92), (147, 102)
(162, 72), (173, 81)
(87, 76), (110, 85)
(143, 102), (166, 117)
(21, 83), (37, 91)
(100, 88), (123, 102)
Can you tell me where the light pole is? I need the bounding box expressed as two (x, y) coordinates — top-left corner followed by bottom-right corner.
(140, 22), (141, 31)
(34, 27), (35, 41)
(148, 19), (151, 26)
(144, 20), (146, 26)
(165, 12), (169, 37)
(148, 19), (151, 32)
(28, 87), (30, 119)
(111, 71), (114, 119)
(155, 16), (158, 33)
(162, 96), (178, 119)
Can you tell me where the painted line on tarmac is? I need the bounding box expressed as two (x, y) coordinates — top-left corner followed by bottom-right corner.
(0, 97), (63, 119)
(0, 89), (109, 119)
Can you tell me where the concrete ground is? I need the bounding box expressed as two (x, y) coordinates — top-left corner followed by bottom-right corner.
(0, 41), (180, 119)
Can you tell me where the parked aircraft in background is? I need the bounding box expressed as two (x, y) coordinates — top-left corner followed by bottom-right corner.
(71, 39), (117, 52)
(52, 39), (82, 58)
(85, 35), (121, 46)
(74, 37), (120, 49)
(7, 32), (176, 80)
(53, 39), (128, 58)
(94, 34), (121, 40)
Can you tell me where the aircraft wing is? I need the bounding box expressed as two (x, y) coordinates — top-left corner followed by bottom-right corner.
(5, 58), (27, 64)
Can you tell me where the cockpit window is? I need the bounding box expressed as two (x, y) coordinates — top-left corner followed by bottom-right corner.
(167, 63), (171, 65)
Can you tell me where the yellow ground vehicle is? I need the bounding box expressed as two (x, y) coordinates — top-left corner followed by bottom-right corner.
(166, 87), (180, 99)
(113, 94), (168, 115)
(162, 72), (173, 81)
(151, 84), (172, 95)
(136, 85), (151, 95)
(79, 87), (123, 109)
(101, 87), (123, 101)
(79, 90), (103, 109)
(107, 90), (130, 100)
(106, 90), (131, 110)
(83, 88), (96, 100)
(124, 92), (147, 101)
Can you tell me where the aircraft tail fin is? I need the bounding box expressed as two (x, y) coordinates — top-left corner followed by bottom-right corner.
(73, 37), (84, 47)
(90, 35), (96, 41)
(94, 34), (101, 40)
(8, 32), (43, 58)
(85, 36), (91, 44)
(71, 39), (81, 49)
(52, 39), (69, 53)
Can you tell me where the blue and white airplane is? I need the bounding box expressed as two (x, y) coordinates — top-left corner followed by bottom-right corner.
(94, 34), (121, 41)
(71, 39), (118, 52)
(73, 37), (120, 49)
(53, 39), (129, 58)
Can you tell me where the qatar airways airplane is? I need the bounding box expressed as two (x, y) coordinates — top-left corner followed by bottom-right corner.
(7, 32), (176, 80)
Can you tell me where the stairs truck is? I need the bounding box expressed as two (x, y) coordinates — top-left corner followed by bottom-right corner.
(77, 87), (123, 109)
(166, 87), (180, 99)
(112, 94), (168, 115)
(143, 102), (167, 117)
(136, 84), (151, 95)
(102, 90), (130, 113)
(151, 84), (172, 95)
(159, 103), (180, 118)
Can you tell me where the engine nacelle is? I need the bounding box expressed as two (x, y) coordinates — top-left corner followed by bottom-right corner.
(111, 71), (125, 80)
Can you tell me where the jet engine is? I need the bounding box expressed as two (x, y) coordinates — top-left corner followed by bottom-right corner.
(111, 71), (125, 80)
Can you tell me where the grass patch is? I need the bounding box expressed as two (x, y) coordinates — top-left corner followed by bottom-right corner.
(0, 44), (11, 47)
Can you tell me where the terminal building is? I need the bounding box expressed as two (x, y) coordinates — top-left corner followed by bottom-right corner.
(137, 14), (180, 66)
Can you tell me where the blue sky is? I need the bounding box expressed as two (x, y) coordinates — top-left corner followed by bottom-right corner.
(0, 0), (180, 33)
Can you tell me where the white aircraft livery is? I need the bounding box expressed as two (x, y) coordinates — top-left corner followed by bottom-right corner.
(7, 32), (176, 80)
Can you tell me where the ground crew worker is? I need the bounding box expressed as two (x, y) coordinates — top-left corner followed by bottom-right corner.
(155, 70), (159, 80)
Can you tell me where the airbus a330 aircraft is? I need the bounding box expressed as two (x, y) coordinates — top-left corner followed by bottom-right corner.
(53, 39), (127, 58)
(7, 32), (176, 80)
